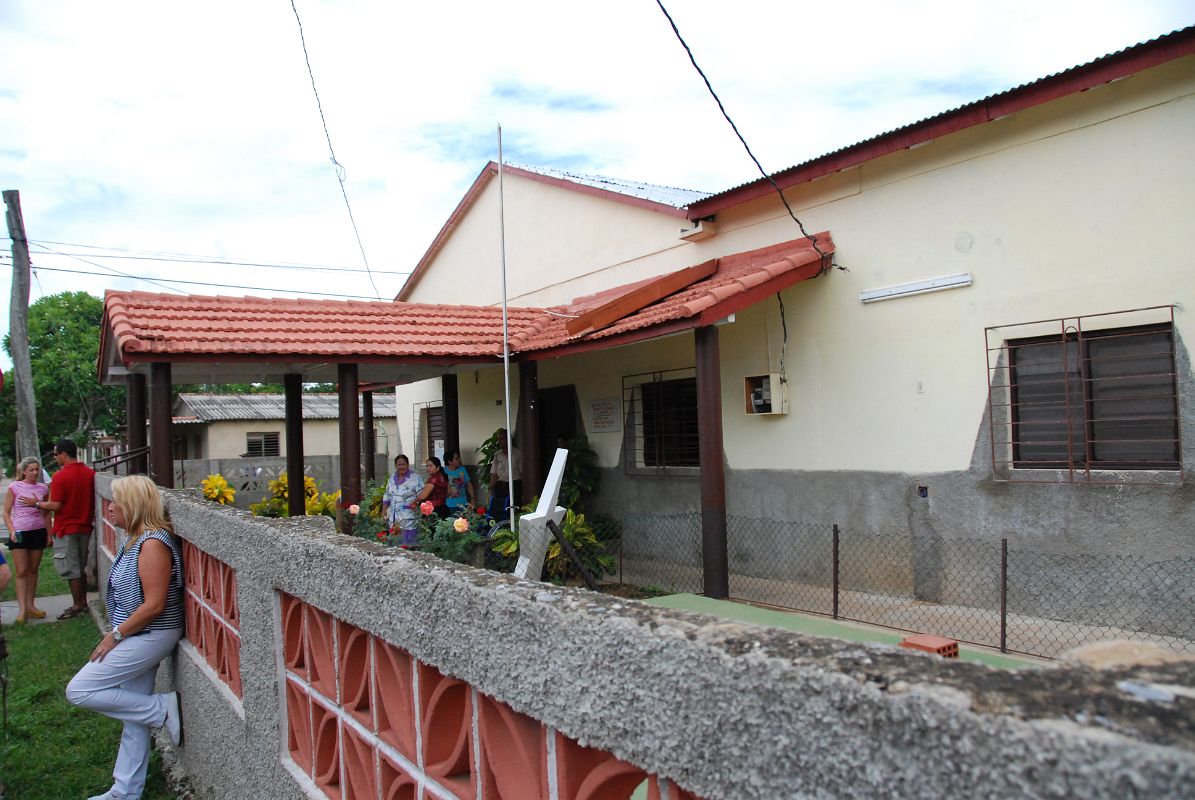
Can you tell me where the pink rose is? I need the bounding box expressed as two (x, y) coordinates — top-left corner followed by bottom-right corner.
(420, 501), (435, 516)
(349, 504), (360, 516)
(453, 517), (470, 533)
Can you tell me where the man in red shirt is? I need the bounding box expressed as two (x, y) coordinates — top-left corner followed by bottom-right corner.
(22, 438), (95, 619)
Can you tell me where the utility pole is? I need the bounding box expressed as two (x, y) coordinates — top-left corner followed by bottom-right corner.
(5, 190), (40, 461)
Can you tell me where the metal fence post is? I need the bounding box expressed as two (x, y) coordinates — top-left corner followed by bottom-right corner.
(832, 524), (840, 620)
(1000, 537), (1008, 653)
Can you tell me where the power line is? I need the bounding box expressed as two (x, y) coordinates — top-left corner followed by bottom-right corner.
(29, 241), (183, 295)
(23, 264), (382, 300)
(288, 0), (381, 299)
(26, 245), (410, 276)
(652, 0), (837, 269)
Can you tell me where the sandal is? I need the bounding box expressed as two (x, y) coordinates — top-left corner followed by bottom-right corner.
(57, 606), (86, 621)
(28, 608), (47, 619)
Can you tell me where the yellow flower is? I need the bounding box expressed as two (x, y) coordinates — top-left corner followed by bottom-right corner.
(453, 517), (470, 533)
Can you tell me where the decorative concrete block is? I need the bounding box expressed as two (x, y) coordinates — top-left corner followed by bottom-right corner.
(375, 639), (417, 760)
(340, 722), (378, 800)
(312, 697), (342, 799)
(338, 620), (372, 730)
(306, 604), (338, 701)
(379, 753), (419, 800)
(418, 661), (475, 799)
(555, 732), (648, 800)
(285, 677), (314, 777)
(477, 693), (548, 799)
(281, 592), (307, 679)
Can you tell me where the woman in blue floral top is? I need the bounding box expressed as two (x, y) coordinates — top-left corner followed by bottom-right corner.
(382, 454), (424, 545)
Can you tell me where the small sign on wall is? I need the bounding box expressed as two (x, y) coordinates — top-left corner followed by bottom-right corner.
(589, 397), (622, 433)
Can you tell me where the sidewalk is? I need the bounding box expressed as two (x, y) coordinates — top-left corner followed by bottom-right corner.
(0, 591), (101, 626)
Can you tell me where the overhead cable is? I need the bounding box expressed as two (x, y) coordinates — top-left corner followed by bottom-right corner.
(652, 0), (837, 269)
(288, 0), (382, 299)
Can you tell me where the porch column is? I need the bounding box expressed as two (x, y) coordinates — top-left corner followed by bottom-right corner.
(149, 362), (173, 488)
(441, 374), (460, 460)
(362, 390), (375, 483)
(695, 325), (728, 599)
(519, 360), (540, 500)
(284, 374), (306, 518)
(338, 363), (361, 533)
(126, 372), (148, 474)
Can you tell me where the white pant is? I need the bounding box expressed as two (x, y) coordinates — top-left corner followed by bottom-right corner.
(66, 627), (183, 799)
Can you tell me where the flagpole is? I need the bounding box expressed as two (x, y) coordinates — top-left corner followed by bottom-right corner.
(497, 126), (516, 530)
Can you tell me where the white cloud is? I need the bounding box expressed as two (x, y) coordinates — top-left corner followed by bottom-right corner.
(0, 0), (1191, 369)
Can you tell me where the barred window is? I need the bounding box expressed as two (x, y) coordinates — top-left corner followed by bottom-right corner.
(623, 368), (699, 474)
(245, 431), (280, 458)
(1009, 323), (1179, 470)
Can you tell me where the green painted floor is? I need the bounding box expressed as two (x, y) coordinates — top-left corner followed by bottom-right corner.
(644, 593), (1040, 670)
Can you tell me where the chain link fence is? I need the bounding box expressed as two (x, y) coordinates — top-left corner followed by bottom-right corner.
(612, 514), (1195, 658)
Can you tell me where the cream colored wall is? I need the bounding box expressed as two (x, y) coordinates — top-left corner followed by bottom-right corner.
(403, 172), (694, 307)
(202, 418), (398, 459)
(398, 58), (1195, 476)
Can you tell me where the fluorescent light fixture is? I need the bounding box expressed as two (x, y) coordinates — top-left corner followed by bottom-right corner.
(859, 272), (972, 304)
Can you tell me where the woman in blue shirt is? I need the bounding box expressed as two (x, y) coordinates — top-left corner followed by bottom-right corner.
(66, 474), (185, 800)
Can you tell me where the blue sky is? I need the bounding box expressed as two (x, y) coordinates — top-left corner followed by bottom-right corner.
(1, 0), (1192, 371)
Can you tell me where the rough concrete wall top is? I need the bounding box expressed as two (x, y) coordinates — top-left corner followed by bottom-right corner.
(159, 485), (1195, 799)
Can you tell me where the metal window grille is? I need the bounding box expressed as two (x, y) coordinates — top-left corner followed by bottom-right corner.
(985, 306), (1182, 484)
(622, 367), (699, 474)
(245, 431), (280, 458)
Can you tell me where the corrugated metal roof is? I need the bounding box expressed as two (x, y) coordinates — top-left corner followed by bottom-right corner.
(175, 393), (398, 422)
(692, 26), (1195, 213)
(508, 163), (711, 208)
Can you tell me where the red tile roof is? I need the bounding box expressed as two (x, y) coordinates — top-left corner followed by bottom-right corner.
(101, 234), (833, 378)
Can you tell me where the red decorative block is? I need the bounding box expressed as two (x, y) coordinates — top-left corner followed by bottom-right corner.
(312, 698), (342, 799)
(184, 592), (204, 651)
(202, 553), (222, 606)
(202, 610), (221, 671)
(340, 722), (378, 800)
(477, 693), (548, 800)
(418, 661), (475, 799)
(183, 540), (203, 593)
(555, 733), (648, 800)
(221, 567), (239, 630)
(379, 754), (419, 800)
(222, 629), (243, 699)
(281, 593), (307, 678)
(374, 639), (417, 760)
(286, 678), (314, 777)
(338, 621), (372, 730)
(306, 605), (338, 701)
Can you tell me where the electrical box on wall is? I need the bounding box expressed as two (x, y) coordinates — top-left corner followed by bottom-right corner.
(744, 373), (787, 415)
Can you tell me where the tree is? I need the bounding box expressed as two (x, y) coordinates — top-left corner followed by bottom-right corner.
(1, 291), (125, 457)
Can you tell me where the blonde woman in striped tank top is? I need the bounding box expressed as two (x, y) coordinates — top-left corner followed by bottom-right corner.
(66, 475), (185, 800)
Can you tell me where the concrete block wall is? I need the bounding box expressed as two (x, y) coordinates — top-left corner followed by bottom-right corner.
(94, 474), (1195, 799)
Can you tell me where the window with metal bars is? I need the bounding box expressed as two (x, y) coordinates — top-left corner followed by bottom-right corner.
(245, 431), (280, 458)
(623, 368), (699, 474)
(1008, 323), (1180, 470)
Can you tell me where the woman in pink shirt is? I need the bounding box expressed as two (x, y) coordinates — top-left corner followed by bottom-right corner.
(4, 457), (51, 622)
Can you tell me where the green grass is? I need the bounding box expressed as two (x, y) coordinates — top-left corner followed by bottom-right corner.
(0, 616), (176, 799)
(0, 544), (71, 601)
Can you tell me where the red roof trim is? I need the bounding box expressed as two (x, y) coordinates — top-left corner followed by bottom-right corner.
(396, 162), (691, 302)
(688, 26), (1195, 218)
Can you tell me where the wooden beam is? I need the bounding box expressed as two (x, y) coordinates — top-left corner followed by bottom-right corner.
(285, 374), (305, 518)
(566, 259), (718, 337)
(149, 362), (173, 488)
(126, 372), (147, 474)
(338, 364), (361, 533)
(695, 325), (727, 598)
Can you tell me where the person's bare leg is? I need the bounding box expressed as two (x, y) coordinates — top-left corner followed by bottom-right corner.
(11, 549), (31, 617)
(71, 576), (88, 612)
(26, 548), (44, 615)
